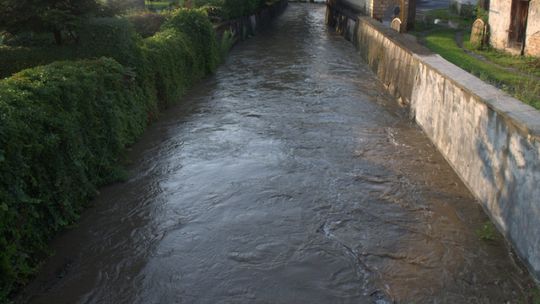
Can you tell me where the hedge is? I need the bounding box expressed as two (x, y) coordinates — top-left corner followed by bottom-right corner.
(143, 9), (220, 107)
(0, 8), (220, 300)
(0, 0), (251, 80)
(126, 11), (170, 38)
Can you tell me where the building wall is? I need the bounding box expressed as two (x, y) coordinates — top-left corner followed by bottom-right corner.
(525, 0), (540, 56)
(488, 0), (513, 52)
(489, 0), (540, 57)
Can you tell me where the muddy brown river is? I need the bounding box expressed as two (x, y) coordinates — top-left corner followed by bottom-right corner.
(20, 4), (536, 303)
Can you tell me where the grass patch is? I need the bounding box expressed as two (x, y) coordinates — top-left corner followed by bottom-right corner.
(412, 8), (540, 109)
(475, 221), (497, 242)
(423, 29), (540, 109)
(463, 39), (540, 78)
(414, 8), (474, 32)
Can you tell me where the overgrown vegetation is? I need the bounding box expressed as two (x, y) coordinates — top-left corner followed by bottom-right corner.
(220, 29), (236, 58)
(145, 0), (182, 11)
(476, 221), (497, 241)
(0, 17), (146, 78)
(0, 7), (224, 301)
(0, 0), (107, 45)
(0, 0), (285, 297)
(126, 11), (170, 37)
(412, 9), (540, 109)
(0, 58), (149, 300)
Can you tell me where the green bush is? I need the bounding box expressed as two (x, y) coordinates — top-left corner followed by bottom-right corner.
(193, 0), (264, 19)
(0, 58), (148, 299)
(126, 11), (170, 38)
(222, 0), (265, 19)
(219, 29), (235, 58)
(77, 17), (145, 67)
(142, 8), (220, 107)
(143, 28), (199, 106)
(77, 17), (159, 115)
(161, 8), (220, 74)
(0, 17), (145, 79)
(0, 8), (222, 301)
(0, 46), (77, 78)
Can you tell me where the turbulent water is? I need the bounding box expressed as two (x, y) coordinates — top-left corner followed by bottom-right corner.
(21, 4), (534, 303)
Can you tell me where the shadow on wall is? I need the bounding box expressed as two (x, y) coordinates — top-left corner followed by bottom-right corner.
(475, 109), (540, 281)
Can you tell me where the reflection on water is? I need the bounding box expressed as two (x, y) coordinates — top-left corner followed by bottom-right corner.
(21, 4), (534, 304)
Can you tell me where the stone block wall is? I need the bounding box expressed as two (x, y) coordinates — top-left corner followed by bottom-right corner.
(488, 0), (512, 51)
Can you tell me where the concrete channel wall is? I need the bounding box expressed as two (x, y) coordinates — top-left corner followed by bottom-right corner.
(326, 4), (540, 282)
(214, 0), (288, 43)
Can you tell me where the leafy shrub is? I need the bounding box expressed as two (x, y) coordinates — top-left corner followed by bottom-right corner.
(162, 8), (220, 74)
(0, 8), (222, 301)
(126, 11), (170, 38)
(192, 0), (224, 7)
(77, 17), (144, 66)
(0, 17), (146, 79)
(143, 28), (200, 106)
(220, 29), (236, 58)
(0, 46), (78, 78)
(221, 0), (265, 19)
(0, 58), (148, 299)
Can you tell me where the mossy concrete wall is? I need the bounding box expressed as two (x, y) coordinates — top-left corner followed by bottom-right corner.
(327, 4), (540, 282)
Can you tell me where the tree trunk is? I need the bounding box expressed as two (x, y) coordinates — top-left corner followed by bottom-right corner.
(53, 30), (62, 45)
(406, 0), (416, 31)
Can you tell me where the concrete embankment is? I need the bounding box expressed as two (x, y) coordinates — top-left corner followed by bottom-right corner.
(326, 4), (540, 282)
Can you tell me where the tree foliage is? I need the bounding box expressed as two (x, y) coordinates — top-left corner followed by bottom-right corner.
(0, 8), (222, 300)
(0, 0), (102, 44)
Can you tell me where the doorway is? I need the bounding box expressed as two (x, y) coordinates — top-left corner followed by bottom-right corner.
(508, 0), (529, 49)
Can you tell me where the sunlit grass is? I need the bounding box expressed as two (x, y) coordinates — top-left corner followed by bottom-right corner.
(411, 7), (540, 109)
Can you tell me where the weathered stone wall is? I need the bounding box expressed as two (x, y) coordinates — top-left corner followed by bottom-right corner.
(327, 5), (540, 282)
(488, 0), (512, 51)
(525, 1), (540, 57)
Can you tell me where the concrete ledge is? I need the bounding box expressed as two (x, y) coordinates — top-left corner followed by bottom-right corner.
(327, 5), (540, 282)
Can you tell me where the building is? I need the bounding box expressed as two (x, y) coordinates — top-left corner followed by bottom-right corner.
(489, 0), (540, 56)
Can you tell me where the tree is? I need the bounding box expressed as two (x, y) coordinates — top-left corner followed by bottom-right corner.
(106, 0), (146, 13)
(0, 0), (101, 45)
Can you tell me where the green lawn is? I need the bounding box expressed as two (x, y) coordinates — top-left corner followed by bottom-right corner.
(463, 39), (540, 78)
(412, 9), (540, 109)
